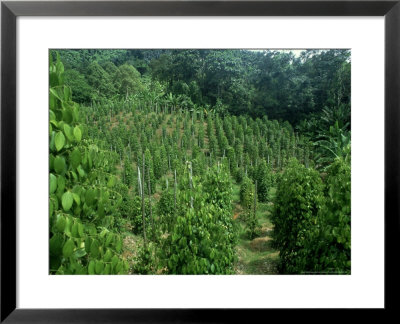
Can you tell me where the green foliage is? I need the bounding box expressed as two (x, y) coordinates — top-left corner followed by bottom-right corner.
(133, 243), (158, 274)
(64, 69), (93, 103)
(271, 159), (324, 274)
(157, 188), (176, 232)
(51, 49), (351, 276)
(240, 176), (254, 210)
(164, 167), (237, 274)
(314, 121), (351, 170)
(56, 49), (351, 126)
(233, 167), (244, 183)
(86, 61), (116, 99)
(202, 165), (233, 211)
(153, 148), (163, 180)
(254, 160), (272, 202)
(312, 157), (351, 273)
(130, 196), (151, 237)
(49, 53), (128, 275)
(144, 149), (155, 194)
(245, 210), (260, 240)
(113, 64), (143, 96)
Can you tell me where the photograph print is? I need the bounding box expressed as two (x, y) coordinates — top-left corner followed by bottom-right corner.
(49, 49), (351, 275)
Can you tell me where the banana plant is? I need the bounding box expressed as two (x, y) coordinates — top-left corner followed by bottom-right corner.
(314, 121), (351, 170)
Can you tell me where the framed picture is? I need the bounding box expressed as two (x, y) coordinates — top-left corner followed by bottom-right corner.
(1, 0), (398, 322)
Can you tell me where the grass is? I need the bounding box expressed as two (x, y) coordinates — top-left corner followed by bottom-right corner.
(235, 224), (279, 274)
(233, 186), (280, 274)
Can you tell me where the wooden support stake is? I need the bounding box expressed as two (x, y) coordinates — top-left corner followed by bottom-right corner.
(142, 153), (147, 246)
(174, 169), (177, 211)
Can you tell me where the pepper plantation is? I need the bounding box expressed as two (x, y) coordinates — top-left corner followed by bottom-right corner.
(49, 49), (351, 275)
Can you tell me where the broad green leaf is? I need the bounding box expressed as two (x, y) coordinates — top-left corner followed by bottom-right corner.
(49, 110), (57, 122)
(56, 60), (64, 73)
(87, 224), (97, 236)
(49, 200), (53, 218)
(57, 175), (66, 194)
(50, 233), (64, 256)
(111, 255), (119, 269)
(95, 261), (104, 274)
(74, 126), (82, 142)
(104, 249), (112, 262)
(115, 238), (122, 253)
(104, 264), (111, 275)
(90, 239), (100, 258)
(62, 239), (75, 258)
(70, 149), (81, 169)
(105, 233), (113, 246)
(63, 124), (74, 142)
(53, 156), (65, 174)
(64, 216), (72, 237)
(88, 260), (95, 275)
(72, 193), (80, 206)
(115, 261), (122, 274)
(70, 171), (78, 181)
(77, 165), (85, 178)
(49, 173), (57, 193)
(85, 237), (92, 253)
(99, 229), (108, 239)
(74, 248), (86, 258)
(55, 215), (66, 232)
(77, 223), (84, 238)
(61, 191), (73, 211)
(50, 87), (63, 101)
(62, 109), (73, 124)
(55, 131), (66, 152)
(71, 223), (79, 238)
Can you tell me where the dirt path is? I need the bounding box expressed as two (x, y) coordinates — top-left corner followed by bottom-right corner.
(233, 186), (280, 274)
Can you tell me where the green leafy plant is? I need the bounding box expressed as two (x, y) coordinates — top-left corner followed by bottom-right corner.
(271, 158), (324, 274)
(49, 53), (128, 275)
(240, 176), (254, 210)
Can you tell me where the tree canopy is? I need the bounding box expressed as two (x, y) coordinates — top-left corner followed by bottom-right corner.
(54, 49), (350, 126)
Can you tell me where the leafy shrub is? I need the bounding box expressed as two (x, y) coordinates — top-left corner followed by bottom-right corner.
(203, 165), (233, 211)
(233, 167), (244, 183)
(157, 188), (176, 232)
(49, 53), (128, 274)
(132, 242), (158, 274)
(164, 167), (237, 274)
(240, 176), (254, 210)
(311, 157), (351, 274)
(271, 158), (324, 274)
(254, 160), (272, 202)
(166, 203), (237, 274)
(130, 196), (152, 237)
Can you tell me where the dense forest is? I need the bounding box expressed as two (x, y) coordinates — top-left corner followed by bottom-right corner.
(49, 49), (351, 275)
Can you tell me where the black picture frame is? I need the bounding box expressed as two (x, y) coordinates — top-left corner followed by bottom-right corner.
(1, 0), (399, 322)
